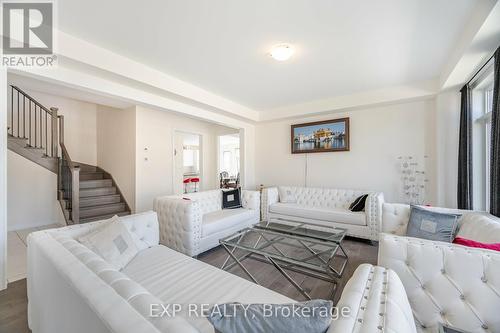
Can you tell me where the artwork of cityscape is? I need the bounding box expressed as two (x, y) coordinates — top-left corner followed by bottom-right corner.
(291, 118), (349, 153)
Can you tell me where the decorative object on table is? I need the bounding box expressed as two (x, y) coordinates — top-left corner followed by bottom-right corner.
(222, 188), (242, 209)
(207, 300), (333, 333)
(220, 219), (348, 300)
(291, 118), (349, 153)
(349, 194), (368, 212)
(406, 205), (460, 243)
(398, 155), (429, 204)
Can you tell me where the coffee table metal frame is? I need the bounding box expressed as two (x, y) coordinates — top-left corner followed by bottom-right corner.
(219, 220), (348, 300)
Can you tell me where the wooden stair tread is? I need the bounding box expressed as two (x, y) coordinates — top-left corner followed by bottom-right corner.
(80, 211), (131, 223)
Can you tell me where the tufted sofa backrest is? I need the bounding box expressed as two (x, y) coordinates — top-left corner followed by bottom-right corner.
(180, 189), (222, 215)
(278, 186), (369, 210)
(59, 211), (160, 250)
(379, 233), (500, 332)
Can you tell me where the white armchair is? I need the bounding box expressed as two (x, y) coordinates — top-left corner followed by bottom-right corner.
(154, 189), (260, 256)
(379, 206), (500, 332)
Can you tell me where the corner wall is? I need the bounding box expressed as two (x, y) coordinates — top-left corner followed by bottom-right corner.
(255, 98), (438, 204)
(7, 151), (65, 231)
(134, 106), (238, 212)
(96, 106), (137, 212)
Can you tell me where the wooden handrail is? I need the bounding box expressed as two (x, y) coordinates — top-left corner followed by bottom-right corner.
(11, 85), (53, 116)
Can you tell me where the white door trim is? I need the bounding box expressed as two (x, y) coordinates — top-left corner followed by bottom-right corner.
(171, 129), (204, 194)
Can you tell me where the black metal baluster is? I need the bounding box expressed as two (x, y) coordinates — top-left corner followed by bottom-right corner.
(17, 90), (19, 137)
(34, 105), (37, 147)
(23, 96), (26, 138)
(10, 88), (13, 136)
(45, 111), (48, 156)
(39, 106), (42, 148)
(29, 102), (32, 146)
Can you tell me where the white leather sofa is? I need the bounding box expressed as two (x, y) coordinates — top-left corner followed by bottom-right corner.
(153, 189), (260, 256)
(28, 211), (418, 333)
(262, 186), (384, 241)
(379, 204), (500, 332)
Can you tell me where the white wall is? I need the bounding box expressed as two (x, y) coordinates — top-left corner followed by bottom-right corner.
(134, 106), (236, 212)
(7, 151), (65, 231)
(255, 99), (438, 204)
(26, 90), (98, 165)
(435, 90), (461, 208)
(96, 106), (137, 212)
(6, 90), (99, 233)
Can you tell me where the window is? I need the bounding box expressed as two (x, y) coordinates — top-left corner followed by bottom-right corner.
(472, 70), (494, 210)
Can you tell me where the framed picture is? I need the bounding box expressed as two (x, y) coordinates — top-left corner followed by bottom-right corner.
(291, 117), (350, 154)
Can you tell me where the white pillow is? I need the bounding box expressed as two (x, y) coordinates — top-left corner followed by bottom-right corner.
(279, 188), (297, 203)
(457, 213), (500, 244)
(78, 216), (139, 270)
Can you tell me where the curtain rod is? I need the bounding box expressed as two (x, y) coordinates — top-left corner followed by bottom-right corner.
(466, 52), (496, 86)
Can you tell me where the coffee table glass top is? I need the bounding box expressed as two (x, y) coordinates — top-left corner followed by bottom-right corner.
(255, 220), (347, 243)
(220, 227), (339, 272)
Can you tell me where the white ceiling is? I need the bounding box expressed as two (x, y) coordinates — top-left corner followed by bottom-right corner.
(58, 0), (482, 111)
(8, 73), (133, 109)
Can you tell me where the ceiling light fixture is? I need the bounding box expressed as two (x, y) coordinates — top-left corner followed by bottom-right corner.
(270, 44), (294, 61)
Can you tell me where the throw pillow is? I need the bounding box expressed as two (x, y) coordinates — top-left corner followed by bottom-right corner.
(222, 188), (242, 209)
(78, 216), (139, 270)
(207, 300), (332, 333)
(349, 194), (368, 212)
(453, 236), (500, 252)
(406, 205), (460, 243)
(279, 188), (297, 203)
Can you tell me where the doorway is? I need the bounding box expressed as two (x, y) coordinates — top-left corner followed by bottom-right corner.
(218, 133), (240, 189)
(173, 131), (202, 194)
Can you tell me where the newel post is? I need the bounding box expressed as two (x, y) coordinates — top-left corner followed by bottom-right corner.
(72, 166), (80, 224)
(50, 107), (58, 157)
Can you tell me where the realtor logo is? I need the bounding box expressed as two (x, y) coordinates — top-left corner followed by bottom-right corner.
(2, 1), (56, 67)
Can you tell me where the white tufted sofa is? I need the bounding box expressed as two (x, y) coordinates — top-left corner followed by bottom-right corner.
(261, 186), (384, 241)
(153, 189), (260, 256)
(379, 205), (500, 332)
(28, 211), (419, 333)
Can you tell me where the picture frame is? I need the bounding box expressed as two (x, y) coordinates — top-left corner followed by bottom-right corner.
(291, 117), (350, 154)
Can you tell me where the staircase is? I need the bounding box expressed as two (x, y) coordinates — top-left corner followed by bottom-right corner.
(7, 85), (131, 224)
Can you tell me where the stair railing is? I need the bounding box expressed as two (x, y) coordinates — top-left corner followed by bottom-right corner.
(8, 85), (79, 224)
(8, 85), (58, 158)
(58, 115), (80, 224)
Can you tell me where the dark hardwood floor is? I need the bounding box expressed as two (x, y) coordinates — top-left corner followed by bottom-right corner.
(0, 238), (377, 333)
(0, 279), (30, 333)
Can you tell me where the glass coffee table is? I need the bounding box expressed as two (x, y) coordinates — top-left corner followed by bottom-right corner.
(220, 220), (348, 300)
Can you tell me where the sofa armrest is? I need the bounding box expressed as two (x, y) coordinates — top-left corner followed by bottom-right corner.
(364, 192), (384, 240)
(378, 233), (500, 332)
(153, 196), (202, 257)
(327, 264), (416, 333)
(261, 187), (279, 221)
(241, 190), (260, 211)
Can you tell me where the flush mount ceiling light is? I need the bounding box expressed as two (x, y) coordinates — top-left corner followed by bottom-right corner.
(270, 44), (294, 61)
